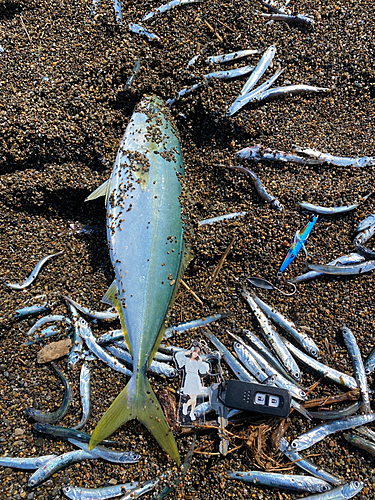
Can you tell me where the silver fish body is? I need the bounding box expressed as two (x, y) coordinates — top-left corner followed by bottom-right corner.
(226, 66), (284, 116)
(309, 402), (363, 421)
(15, 303), (50, 318)
(229, 470), (331, 492)
(289, 253), (365, 283)
(205, 330), (257, 383)
(239, 332), (306, 400)
(64, 296), (118, 321)
(28, 450), (96, 486)
(290, 414), (375, 452)
(227, 165), (284, 211)
(240, 45), (276, 96)
(344, 433), (375, 456)
(293, 146), (375, 168)
(243, 329), (301, 385)
(193, 401), (212, 418)
(198, 212), (247, 226)
(0, 454), (57, 470)
(342, 326), (371, 413)
(78, 317), (132, 377)
(279, 438), (342, 485)
(206, 49), (258, 64)
(364, 345), (375, 376)
(166, 82), (204, 106)
(355, 213), (375, 232)
(307, 260), (375, 276)
(248, 84), (330, 103)
(204, 65), (255, 80)
(294, 481), (363, 499)
(128, 23), (160, 41)
(259, 12), (314, 25)
(26, 364), (72, 424)
(283, 338), (358, 390)
(142, 0), (203, 21)
(106, 344), (177, 378)
(4, 251), (63, 290)
(124, 58), (141, 90)
(118, 477), (160, 499)
(242, 288), (301, 380)
(236, 144), (324, 165)
(353, 224), (375, 246)
(27, 314), (71, 336)
(233, 341), (269, 382)
(68, 439), (140, 464)
(251, 293), (319, 356)
(63, 482), (139, 500)
(73, 363), (91, 430)
(164, 313), (228, 338)
(298, 201), (360, 215)
(32, 423), (116, 445)
(68, 315), (85, 370)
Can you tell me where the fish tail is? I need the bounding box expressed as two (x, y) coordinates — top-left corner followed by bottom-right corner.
(89, 373), (180, 465)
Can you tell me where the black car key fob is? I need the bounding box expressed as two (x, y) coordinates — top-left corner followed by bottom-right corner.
(220, 380), (291, 418)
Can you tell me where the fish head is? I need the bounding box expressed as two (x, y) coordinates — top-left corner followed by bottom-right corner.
(271, 199), (284, 211)
(288, 433), (310, 452)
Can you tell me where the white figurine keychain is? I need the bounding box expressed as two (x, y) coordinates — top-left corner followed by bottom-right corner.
(174, 341), (220, 426)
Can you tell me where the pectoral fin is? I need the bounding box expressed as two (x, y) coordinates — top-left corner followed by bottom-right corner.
(85, 179), (110, 202)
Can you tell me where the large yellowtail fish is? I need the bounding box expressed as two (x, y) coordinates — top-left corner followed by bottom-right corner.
(87, 96), (188, 464)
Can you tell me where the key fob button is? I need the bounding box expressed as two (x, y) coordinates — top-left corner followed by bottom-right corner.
(255, 393), (266, 405)
(269, 395), (280, 407)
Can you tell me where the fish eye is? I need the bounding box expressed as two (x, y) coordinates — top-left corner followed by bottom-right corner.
(321, 485), (329, 492)
(291, 441), (298, 449)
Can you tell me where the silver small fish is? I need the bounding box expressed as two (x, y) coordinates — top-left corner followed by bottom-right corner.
(293, 481), (363, 500)
(28, 450), (96, 487)
(294, 146), (375, 168)
(4, 251), (63, 290)
(204, 65), (255, 80)
(229, 470), (331, 492)
(242, 288), (301, 380)
(240, 45), (276, 96)
(198, 211), (247, 226)
(226, 165), (284, 211)
(73, 363), (91, 429)
(68, 439), (140, 464)
(63, 482), (139, 500)
(0, 454), (57, 470)
(128, 23), (160, 41)
(307, 260), (375, 276)
(206, 49), (259, 64)
(355, 213), (375, 232)
(290, 414), (375, 452)
(279, 438), (342, 486)
(342, 327), (371, 414)
(142, 0), (203, 21)
(251, 293), (319, 357)
(246, 84), (330, 104)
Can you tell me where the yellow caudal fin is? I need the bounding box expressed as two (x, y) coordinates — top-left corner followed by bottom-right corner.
(85, 179), (110, 202)
(89, 374), (180, 465)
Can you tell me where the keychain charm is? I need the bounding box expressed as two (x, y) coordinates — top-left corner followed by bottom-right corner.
(175, 343), (214, 426)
